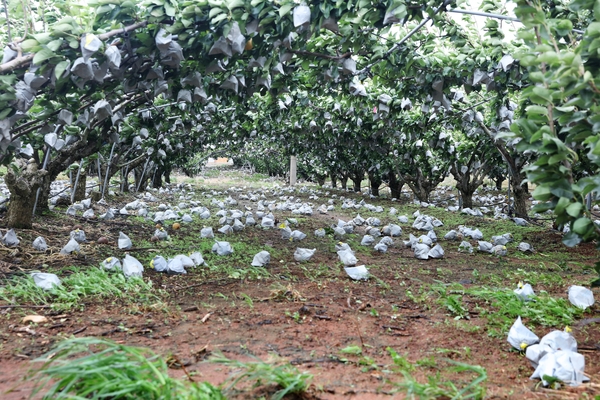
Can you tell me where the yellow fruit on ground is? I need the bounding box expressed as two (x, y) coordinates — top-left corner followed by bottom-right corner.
(172, 222), (181, 230)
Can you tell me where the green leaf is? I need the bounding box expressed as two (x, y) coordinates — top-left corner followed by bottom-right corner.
(212, 13), (228, 24)
(525, 105), (548, 116)
(227, 0), (245, 10)
(20, 39), (40, 52)
(0, 108), (11, 119)
(47, 39), (63, 52)
(279, 3), (293, 18)
(54, 60), (69, 80)
(562, 231), (582, 247)
(164, 2), (176, 16)
(340, 345), (362, 355)
(573, 217), (592, 235)
(33, 48), (55, 65)
(566, 202), (583, 217)
(555, 196), (570, 214)
(209, 7), (224, 18)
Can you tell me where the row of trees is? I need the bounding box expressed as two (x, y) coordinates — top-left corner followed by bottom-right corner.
(0, 0), (599, 261)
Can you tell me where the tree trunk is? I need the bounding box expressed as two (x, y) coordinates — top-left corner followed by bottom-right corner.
(152, 167), (164, 189)
(73, 171), (87, 202)
(495, 177), (503, 190)
(330, 171), (337, 188)
(368, 172), (382, 197)
(351, 177), (361, 192)
(164, 167), (171, 184)
(316, 174), (326, 186)
(340, 173), (348, 190)
(460, 189), (474, 209)
(511, 178), (529, 218)
(388, 171), (403, 199)
(5, 161), (45, 229)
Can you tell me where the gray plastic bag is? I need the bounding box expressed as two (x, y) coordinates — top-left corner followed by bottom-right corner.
(3, 229), (19, 247)
(444, 230), (458, 240)
(167, 258), (187, 274)
(261, 217), (275, 229)
(122, 254), (144, 278)
(189, 252), (205, 266)
(514, 282), (535, 301)
(345, 265), (369, 281)
(251, 251), (270, 267)
(60, 238), (80, 254)
(32, 236), (48, 252)
(294, 248), (316, 262)
(531, 350), (586, 387)
(233, 219), (245, 232)
(212, 241), (233, 256)
(118, 232), (132, 249)
(491, 245), (507, 256)
(70, 229), (86, 243)
(218, 224), (233, 234)
(337, 249), (357, 266)
(281, 226), (292, 240)
(458, 241), (473, 253)
(374, 242), (388, 253)
(413, 243), (430, 260)
(333, 226), (346, 239)
(31, 272), (61, 290)
(478, 241), (493, 253)
(154, 228), (168, 240)
(201, 227), (214, 238)
(568, 285), (595, 310)
(388, 224), (402, 237)
(361, 235), (375, 246)
(518, 242), (534, 253)
(314, 228), (326, 237)
(101, 257), (121, 271)
(507, 316), (539, 350)
(151, 255), (168, 272)
(174, 254), (195, 268)
(428, 244), (444, 259)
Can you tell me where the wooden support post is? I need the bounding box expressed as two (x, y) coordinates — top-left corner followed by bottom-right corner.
(290, 156), (297, 186)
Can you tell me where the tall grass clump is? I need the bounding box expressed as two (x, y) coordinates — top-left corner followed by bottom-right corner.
(29, 337), (224, 399)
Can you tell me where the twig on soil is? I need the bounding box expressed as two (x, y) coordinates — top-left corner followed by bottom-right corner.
(167, 355), (195, 382)
(381, 324), (405, 331)
(72, 326), (87, 335)
(118, 247), (160, 252)
(314, 315), (331, 320)
(353, 318), (364, 349)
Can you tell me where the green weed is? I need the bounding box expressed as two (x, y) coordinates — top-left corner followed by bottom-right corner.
(0, 268), (162, 311)
(29, 337), (224, 399)
(209, 351), (312, 400)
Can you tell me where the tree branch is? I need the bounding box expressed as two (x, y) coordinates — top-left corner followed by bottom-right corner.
(288, 50), (351, 60)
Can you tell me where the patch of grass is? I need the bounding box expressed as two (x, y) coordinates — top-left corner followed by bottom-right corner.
(0, 267), (162, 311)
(393, 360), (487, 399)
(209, 351), (312, 400)
(385, 347), (487, 399)
(29, 337), (224, 399)
(468, 287), (585, 337)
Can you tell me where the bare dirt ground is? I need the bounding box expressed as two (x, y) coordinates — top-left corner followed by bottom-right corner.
(0, 170), (598, 399)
